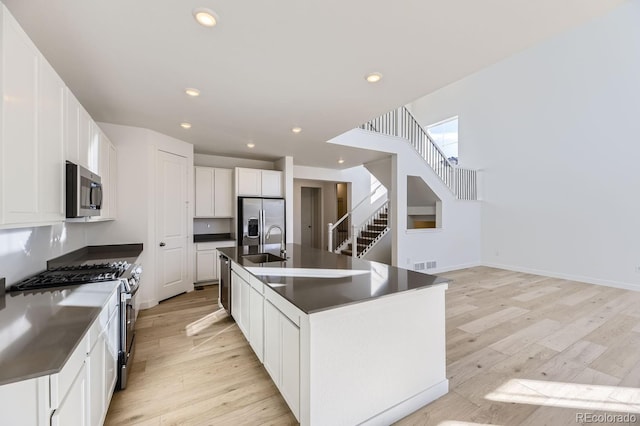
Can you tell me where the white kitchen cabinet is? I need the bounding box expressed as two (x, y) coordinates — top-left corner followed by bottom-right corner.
(214, 168), (233, 216)
(0, 377), (50, 426)
(263, 300), (281, 383)
(51, 361), (88, 426)
(64, 89), (94, 172)
(104, 307), (119, 405)
(0, 5), (66, 227)
(239, 274), (251, 340)
(37, 56), (65, 223)
(261, 170), (283, 197)
(263, 299), (300, 419)
(0, 7), (40, 224)
(64, 88), (80, 166)
(194, 241), (234, 282)
(97, 132), (117, 220)
(195, 167), (233, 217)
(88, 332), (106, 426)
(249, 284), (264, 362)
(78, 105), (91, 171)
(280, 315), (300, 417)
(236, 167), (283, 197)
(196, 250), (217, 282)
(231, 270), (242, 330)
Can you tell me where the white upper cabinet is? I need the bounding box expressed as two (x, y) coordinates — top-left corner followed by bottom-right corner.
(37, 57), (65, 222)
(236, 168), (282, 197)
(77, 105), (91, 171)
(64, 89), (80, 165)
(0, 4), (116, 228)
(0, 7), (40, 224)
(261, 170), (283, 197)
(194, 167), (232, 218)
(97, 131), (117, 220)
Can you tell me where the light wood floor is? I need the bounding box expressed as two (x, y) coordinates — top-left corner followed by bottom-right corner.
(105, 268), (640, 425)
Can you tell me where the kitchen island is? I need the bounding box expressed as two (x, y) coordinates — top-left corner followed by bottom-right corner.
(218, 244), (449, 426)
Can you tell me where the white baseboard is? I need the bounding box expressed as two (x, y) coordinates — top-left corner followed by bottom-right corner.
(430, 261), (482, 275)
(483, 261), (640, 292)
(360, 379), (449, 426)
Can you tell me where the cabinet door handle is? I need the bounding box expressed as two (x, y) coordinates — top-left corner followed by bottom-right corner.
(159, 242), (166, 247)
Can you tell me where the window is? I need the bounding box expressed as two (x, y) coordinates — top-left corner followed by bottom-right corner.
(426, 116), (458, 165)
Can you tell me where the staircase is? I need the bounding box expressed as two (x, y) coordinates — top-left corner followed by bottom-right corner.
(341, 205), (389, 257)
(359, 106), (478, 200)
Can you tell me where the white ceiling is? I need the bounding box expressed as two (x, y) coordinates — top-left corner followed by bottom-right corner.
(3, 0), (625, 169)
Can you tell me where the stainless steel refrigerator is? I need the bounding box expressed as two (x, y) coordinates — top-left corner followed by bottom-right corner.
(237, 197), (286, 246)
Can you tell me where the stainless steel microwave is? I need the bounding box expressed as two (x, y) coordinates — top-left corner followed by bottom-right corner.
(65, 161), (102, 218)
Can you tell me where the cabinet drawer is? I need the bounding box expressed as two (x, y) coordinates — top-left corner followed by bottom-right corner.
(88, 286), (119, 349)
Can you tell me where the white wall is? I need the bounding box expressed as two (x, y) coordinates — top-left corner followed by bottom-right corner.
(330, 129), (482, 272)
(94, 123), (194, 309)
(275, 156), (294, 244)
(410, 1), (640, 289)
(0, 223), (88, 287)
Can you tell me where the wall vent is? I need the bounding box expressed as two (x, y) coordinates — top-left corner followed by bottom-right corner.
(414, 262), (426, 271)
(426, 260), (437, 269)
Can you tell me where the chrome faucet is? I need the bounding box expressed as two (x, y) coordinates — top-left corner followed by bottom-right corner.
(265, 224), (286, 256)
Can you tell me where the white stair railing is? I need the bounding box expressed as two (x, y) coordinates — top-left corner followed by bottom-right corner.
(352, 200), (390, 258)
(327, 182), (386, 253)
(359, 107), (478, 200)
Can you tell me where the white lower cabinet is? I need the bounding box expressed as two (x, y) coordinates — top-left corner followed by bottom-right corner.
(0, 377), (50, 426)
(88, 333), (106, 426)
(231, 264), (301, 421)
(195, 241), (235, 283)
(104, 308), (119, 402)
(248, 283), (264, 362)
(263, 300), (300, 420)
(0, 285), (119, 426)
(52, 362), (88, 426)
(280, 315), (300, 417)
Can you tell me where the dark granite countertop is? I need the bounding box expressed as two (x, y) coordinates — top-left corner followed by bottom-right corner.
(218, 244), (449, 314)
(47, 243), (143, 269)
(0, 281), (120, 386)
(193, 233), (234, 243)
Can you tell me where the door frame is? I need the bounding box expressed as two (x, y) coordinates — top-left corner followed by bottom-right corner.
(150, 139), (194, 307)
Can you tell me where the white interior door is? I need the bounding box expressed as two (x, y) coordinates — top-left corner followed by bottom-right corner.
(156, 150), (188, 301)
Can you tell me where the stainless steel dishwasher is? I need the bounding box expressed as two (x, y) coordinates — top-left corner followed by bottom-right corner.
(219, 254), (231, 314)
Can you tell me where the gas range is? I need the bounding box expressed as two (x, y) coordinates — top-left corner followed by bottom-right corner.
(10, 261), (132, 292)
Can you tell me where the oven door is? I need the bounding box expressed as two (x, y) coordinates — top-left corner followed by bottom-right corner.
(118, 283), (138, 390)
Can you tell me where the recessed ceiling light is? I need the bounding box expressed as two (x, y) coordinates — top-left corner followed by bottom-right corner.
(247, 143), (255, 148)
(185, 88), (200, 97)
(180, 122), (192, 129)
(291, 127), (302, 134)
(365, 72), (383, 83)
(193, 8), (218, 27)
(338, 159), (345, 164)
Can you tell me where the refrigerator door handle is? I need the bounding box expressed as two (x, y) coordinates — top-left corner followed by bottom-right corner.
(260, 209), (265, 245)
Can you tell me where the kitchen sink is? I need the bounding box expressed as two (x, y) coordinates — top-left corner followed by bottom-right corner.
(242, 253), (287, 263)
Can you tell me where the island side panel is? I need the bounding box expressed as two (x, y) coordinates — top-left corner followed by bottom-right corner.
(304, 284), (448, 426)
